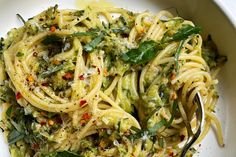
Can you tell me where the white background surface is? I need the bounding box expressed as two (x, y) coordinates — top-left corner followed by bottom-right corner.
(0, 0), (235, 157)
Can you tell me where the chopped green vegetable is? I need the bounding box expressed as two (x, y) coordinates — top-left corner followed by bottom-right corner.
(121, 40), (163, 64)
(202, 35), (227, 69)
(16, 52), (24, 57)
(84, 34), (104, 52)
(175, 40), (184, 71)
(39, 64), (64, 78)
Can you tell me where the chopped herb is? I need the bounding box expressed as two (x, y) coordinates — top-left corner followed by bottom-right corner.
(158, 137), (164, 148)
(148, 119), (167, 136)
(16, 14), (26, 24)
(175, 40), (184, 71)
(84, 34), (104, 52)
(0, 83), (17, 105)
(6, 105), (13, 117)
(121, 40), (163, 64)
(16, 52), (24, 57)
(39, 64), (64, 78)
(173, 25), (201, 42)
(74, 10), (85, 17)
(71, 29), (99, 37)
(165, 100), (178, 128)
(162, 24), (201, 43)
(41, 35), (62, 45)
(128, 119), (167, 141)
(112, 26), (130, 34)
(8, 129), (25, 145)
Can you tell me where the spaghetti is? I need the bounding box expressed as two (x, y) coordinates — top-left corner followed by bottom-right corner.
(0, 5), (226, 157)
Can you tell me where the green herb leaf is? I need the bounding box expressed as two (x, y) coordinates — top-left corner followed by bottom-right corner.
(74, 10), (85, 17)
(41, 35), (62, 45)
(6, 105), (13, 117)
(39, 64), (64, 78)
(148, 119), (167, 136)
(71, 29), (99, 37)
(158, 137), (164, 148)
(16, 52), (24, 57)
(121, 40), (163, 64)
(128, 119), (167, 141)
(172, 25), (201, 41)
(175, 40), (184, 71)
(84, 34), (104, 52)
(8, 129), (25, 145)
(165, 100), (178, 128)
(112, 26), (130, 34)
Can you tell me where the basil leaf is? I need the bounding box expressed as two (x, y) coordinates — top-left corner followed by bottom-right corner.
(84, 34), (103, 52)
(148, 119), (167, 136)
(175, 40), (184, 71)
(8, 129), (25, 145)
(42, 35), (62, 45)
(39, 64), (64, 78)
(165, 100), (178, 128)
(6, 105), (13, 117)
(172, 25), (201, 41)
(121, 40), (162, 64)
(71, 29), (99, 37)
(128, 119), (167, 141)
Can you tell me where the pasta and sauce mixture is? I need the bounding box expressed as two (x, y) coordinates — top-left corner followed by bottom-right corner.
(0, 5), (226, 157)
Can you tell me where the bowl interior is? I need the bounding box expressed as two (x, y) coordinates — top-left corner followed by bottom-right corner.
(0, 0), (235, 156)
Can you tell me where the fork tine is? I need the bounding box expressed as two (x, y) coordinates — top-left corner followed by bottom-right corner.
(180, 92), (205, 157)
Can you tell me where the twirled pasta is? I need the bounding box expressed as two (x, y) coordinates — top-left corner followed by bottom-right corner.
(0, 5), (225, 157)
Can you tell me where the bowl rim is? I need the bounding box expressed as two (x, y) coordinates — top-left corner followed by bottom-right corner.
(213, 0), (236, 29)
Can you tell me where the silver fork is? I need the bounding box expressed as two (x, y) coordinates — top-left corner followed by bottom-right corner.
(180, 92), (205, 157)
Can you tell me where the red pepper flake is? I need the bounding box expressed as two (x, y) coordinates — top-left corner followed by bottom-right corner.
(82, 113), (91, 120)
(97, 68), (100, 74)
(41, 82), (49, 87)
(40, 121), (47, 126)
(79, 99), (87, 107)
(79, 74), (84, 80)
(15, 92), (22, 100)
(169, 152), (174, 157)
(62, 72), (73, 80)
(40, 111), (47, 116)
(50, 25), (56, 32)
(80, 119), (86, 126)
(180, 134), (185, 141)
(32, 143), (40, 150)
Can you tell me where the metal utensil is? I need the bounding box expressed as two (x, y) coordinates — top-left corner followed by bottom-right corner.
(180, 92), (205, 157)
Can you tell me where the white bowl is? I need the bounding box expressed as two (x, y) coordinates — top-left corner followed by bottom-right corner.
(0, 0), (235, 156)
